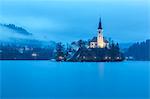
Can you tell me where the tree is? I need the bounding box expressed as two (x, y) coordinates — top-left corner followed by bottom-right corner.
(125, 39), (150, 60)
(108, 42), (121, 60)
(55, 42), (65, 61)
(77, 40), (86, 48)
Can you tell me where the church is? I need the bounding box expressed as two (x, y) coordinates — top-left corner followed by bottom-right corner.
(67, 18), (124, 62)
(89, 18), (109, 48)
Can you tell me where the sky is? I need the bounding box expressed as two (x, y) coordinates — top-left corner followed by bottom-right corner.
(0, 0), (150, 43)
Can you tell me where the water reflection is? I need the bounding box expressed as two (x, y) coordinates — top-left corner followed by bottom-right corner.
(98, 63), (105, 79)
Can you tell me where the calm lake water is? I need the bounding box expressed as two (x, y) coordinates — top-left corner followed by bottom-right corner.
(0, 61), (149, 99)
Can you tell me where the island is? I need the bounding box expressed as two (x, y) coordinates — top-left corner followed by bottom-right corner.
(55, 18), (125, 62)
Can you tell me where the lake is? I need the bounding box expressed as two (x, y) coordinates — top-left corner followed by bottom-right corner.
(0, 61), (149, 99)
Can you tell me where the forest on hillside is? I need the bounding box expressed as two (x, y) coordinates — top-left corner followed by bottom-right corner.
(125, 39), (150, 61)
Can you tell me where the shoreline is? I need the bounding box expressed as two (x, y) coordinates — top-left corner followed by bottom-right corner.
(0, 59), (149, 62)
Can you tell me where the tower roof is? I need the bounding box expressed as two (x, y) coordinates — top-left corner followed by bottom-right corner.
(98, 17), (102, 29)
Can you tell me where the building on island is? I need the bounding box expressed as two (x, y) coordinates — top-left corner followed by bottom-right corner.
(89, 18), (109, 48)
(67, 17), (124, 62)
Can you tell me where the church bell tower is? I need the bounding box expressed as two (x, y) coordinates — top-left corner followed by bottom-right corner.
(97, 18), (105, 48)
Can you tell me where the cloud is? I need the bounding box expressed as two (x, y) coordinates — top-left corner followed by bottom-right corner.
(0, 0), (149, 43)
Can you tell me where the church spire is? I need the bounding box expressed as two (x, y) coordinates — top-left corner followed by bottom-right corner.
(98, 17), (102, 29)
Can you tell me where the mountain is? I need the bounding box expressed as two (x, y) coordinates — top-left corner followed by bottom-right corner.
(0, 23), (32, 36)
(0, 23), (56, 48)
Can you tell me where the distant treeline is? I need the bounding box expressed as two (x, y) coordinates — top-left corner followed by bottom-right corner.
(0, 39), (150, 61)
(125, 39), (150, 61)
(0, 23), (32, 35)
(0, 44), (54, 60)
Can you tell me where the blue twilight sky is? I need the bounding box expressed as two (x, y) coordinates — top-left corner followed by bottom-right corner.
(0, 0), (150, 43)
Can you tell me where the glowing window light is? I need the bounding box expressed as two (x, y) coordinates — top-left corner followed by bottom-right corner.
(32, 53), (37, 57)
(105, 56), (108, 60)
(59, 56), (63, 60)
(116, 57), (120, 59)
